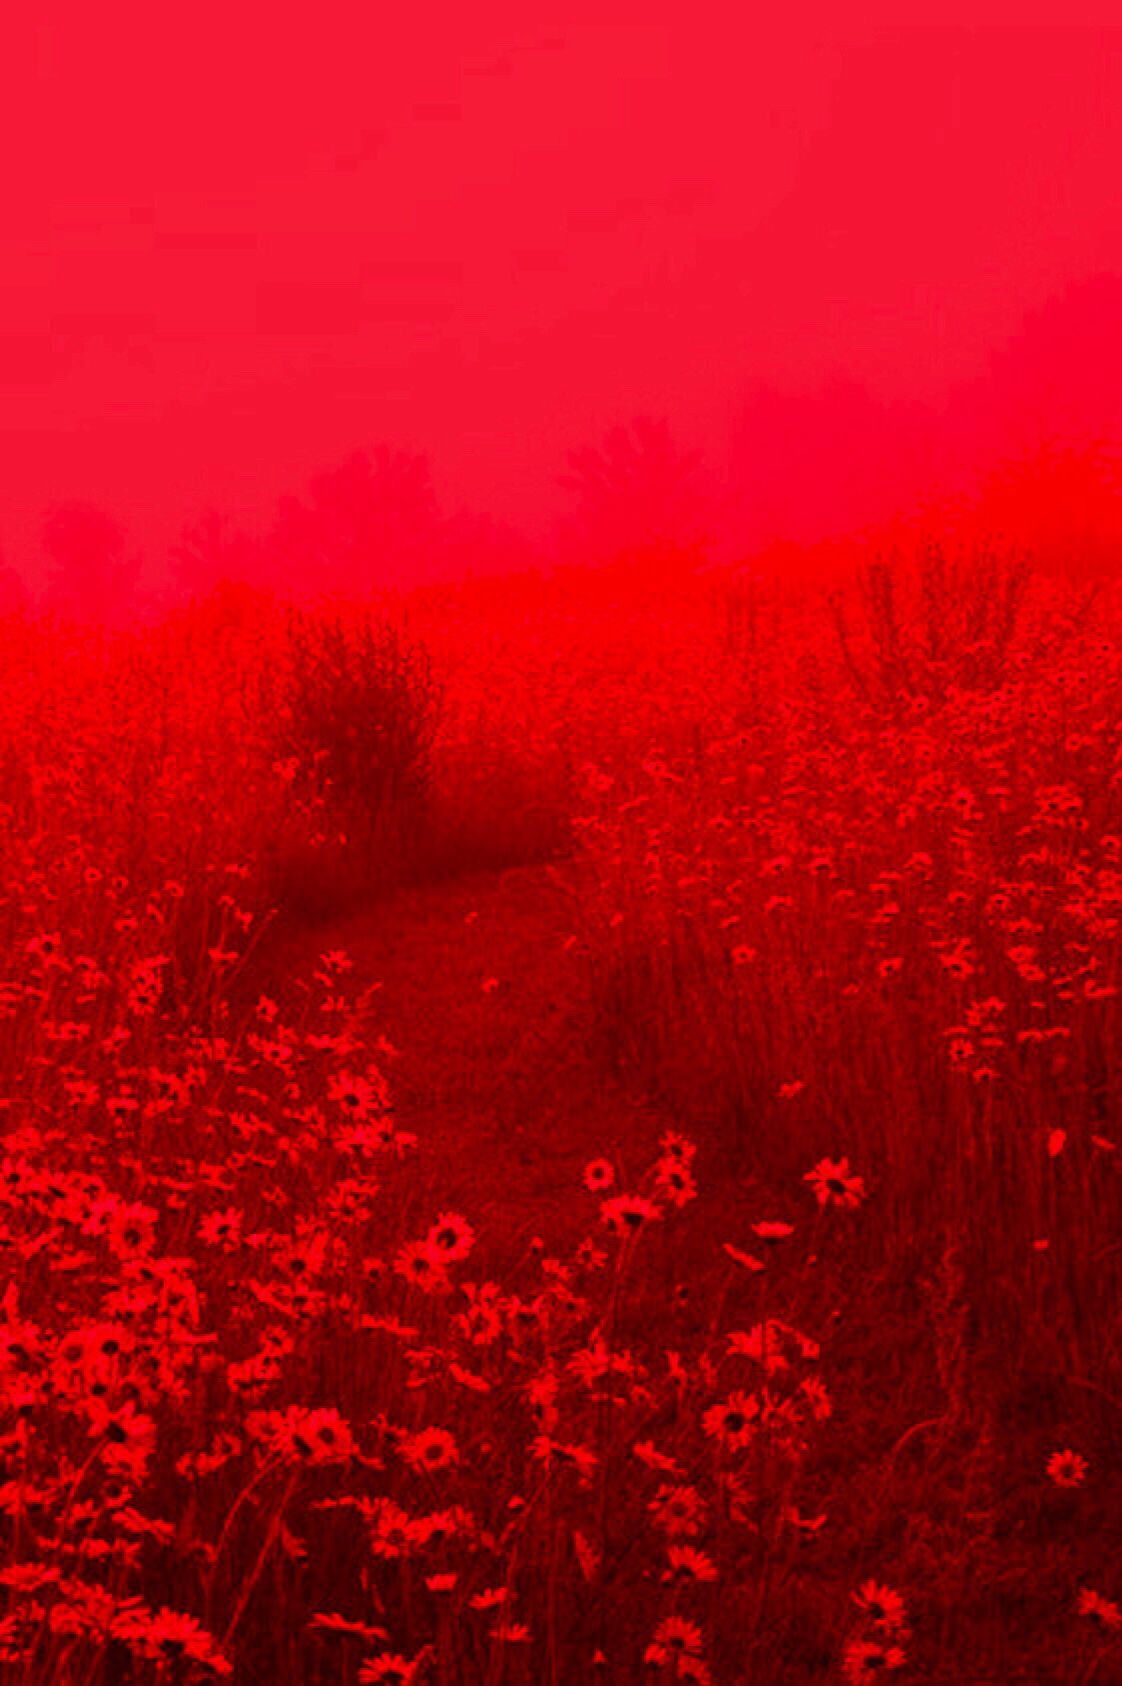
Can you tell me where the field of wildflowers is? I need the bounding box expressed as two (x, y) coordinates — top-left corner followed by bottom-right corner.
(0, 512), (1120, 1683)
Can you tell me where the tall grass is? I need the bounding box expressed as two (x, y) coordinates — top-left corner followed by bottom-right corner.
(0, 586), (451, 935)
(579, 539), (1122, 1406)
(0, 536), (1119, 1681)
(825, 533), (1099, 708)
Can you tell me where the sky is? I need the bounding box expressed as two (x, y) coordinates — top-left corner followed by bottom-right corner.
(1, 6), (1120, 596)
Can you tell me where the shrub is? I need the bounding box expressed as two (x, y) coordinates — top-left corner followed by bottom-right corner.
(258, 601), (442, 909)
(825, 532), (1040, 708)
(269, 602), (440, 811)
(823, 526), (1108, 717)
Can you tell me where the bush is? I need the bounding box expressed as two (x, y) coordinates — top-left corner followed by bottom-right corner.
(825, 532), (1039, 708)
(260, 601), (442, 908)
(823, 527), (1108, 718)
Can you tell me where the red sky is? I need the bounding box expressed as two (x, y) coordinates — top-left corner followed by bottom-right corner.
(1, 6), (1121, 592)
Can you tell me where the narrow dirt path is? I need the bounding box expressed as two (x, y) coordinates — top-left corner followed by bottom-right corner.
(251, 860), (674, 1259)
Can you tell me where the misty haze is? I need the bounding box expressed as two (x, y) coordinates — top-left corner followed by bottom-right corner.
(0, 10), (1120, 1684)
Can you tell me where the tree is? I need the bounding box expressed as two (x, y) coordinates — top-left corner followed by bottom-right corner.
(0, 544), (28, 615)
(554, 415), (716, 571)
(168, 510), (267, 600)
(263, 445), (448, 595)
(970, 435), (1122, 579)
(726, 376), (944, 554)
(41, 501), (140, 622)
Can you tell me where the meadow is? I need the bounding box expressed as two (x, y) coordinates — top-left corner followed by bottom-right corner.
(0, 504), (1120, 1683)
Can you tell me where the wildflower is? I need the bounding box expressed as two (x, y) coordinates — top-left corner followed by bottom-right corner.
(469, 1586), (508, 1611)
(25, 932), (62, 964)
(124, 1607), (232, 1677)
(942, 948), (976, 983)
(88, 1400), (157, 1480)
(634, 1440), (683, 1476)
(583, 1158), (615, 1193)
(645, 1615), (705, 1668)
(782, 1505), (827, 1534)
(0, 1317), (41, 1372)
(800, 1376), (833, 1421)
(105, 1201), (159, 1256)
(367, 1498), (416, 1559)
(320, 948), (354, 975)
(665, 1545), (719, 1585)
(198, 1207), (243, 1248)
(506, 1294), (545, 1335)
(842, 1635), (907, 1681)
(655, 1158), (697, 1207)
(424, 1211), (475, 1265)
(0, 1564), (59, 1597)
(455, 1282), (503, 1346)
(257, 1406), (355, 1465)
(308, 1613), (389, 1641)
(531, 1435), (598, 1482)
(449, 1360), (490, 1395)
(414, 1507), (471, 1548)
(666, 1351), (688, 1385)
(727, 1323), (789, 1373)
(947, 1034), (975, 1067)
(644, 1490), (705, 1544)
(85, 1319), (135, 1368)
(394, 1241), (450, 1295)
(1046, 1448), (1088, 1487)
(702, 1391), (759, 1453)
(804, 1157), (865, 1209)
(659, 1131), (697, 1165)
(329, 1070), (389, 1120)
(570, 1338), (636, 1391)
(1077, 1587), (1122, 1630)
(176, 1433), (241, 1479)
(358, 1653), (421, 1684)
(752, 1220), (794, 1243)
(600, 1194), (661, 1236)
(853, 1581), (909, 1633)
(400, 1427), (459, 1474)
